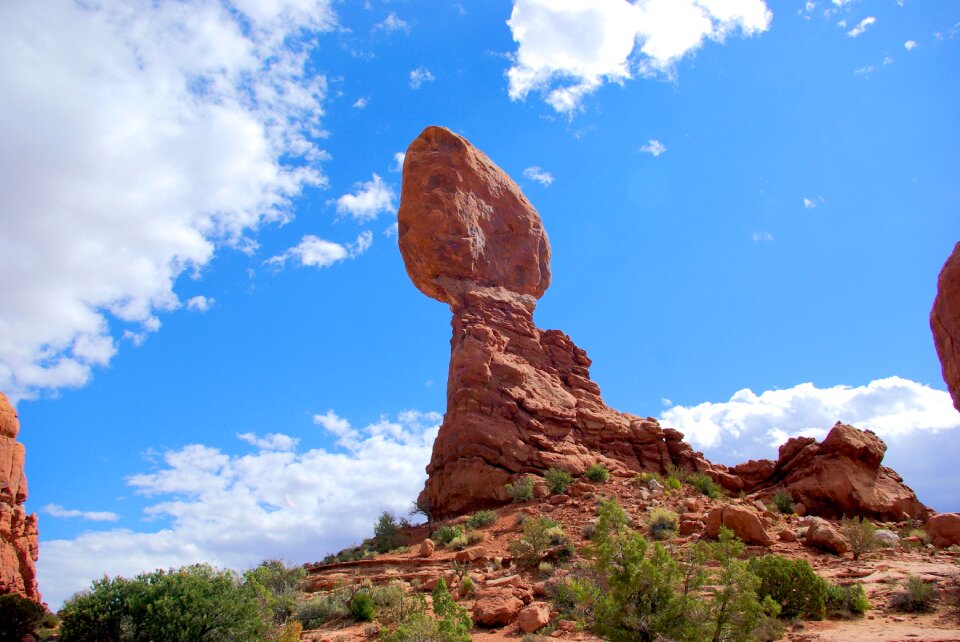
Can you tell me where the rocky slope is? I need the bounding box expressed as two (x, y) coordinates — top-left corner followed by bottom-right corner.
(0, 391), (40, 601)
(932, 241), (960, 413)
(397, 125), (927, 523)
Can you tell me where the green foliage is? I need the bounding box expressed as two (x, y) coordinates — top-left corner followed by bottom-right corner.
(825, 582), (870, 618)
(507, 477), (535, 502)
(350, 590), (376, 622)
(0, 593), (48, 642)
(58, 563), (267, 642)
(748, 554), (827, 620)
(243, 559), (305, 626)
(509, 516), (567, 567)
(275, 621), (302, 642)
(545, 468), (574, 494)
(410, 497), (435, 534)
(688, 472), (723, 499)
(842, 517), (877, 561)
(584, 463), (610, 483)
(465, 510), (497, 529)
(374, 511), (406, 554)
(460, 574), (475, 596)
(890, 576), (937, 613)
(295, 589), (350, 628)
(431, 578), (472, 642)
(434, 524), (464, 547)
(646, 508), (679, 541)
(772, 489), (795, 514)
(665, 476), (682, 490)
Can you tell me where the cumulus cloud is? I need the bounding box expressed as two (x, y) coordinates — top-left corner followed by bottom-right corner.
(640, 139), (667, 156)
(44, 504), (120, 522)
(522, 166), (555, 187)
(660, 377), (960, 510)
(334, 174), (397, 222)
(847, 16), (876, 37)
(409, 66), (436, 89)
(0, 0), (335, 401)
(39, 409), (441, 609)
(904, 40), (917, 50)
(185, 296), (215, 312)
(506, 0), (772, 113)
(353, 97), (368, 109)
(265, 231), (372, 269)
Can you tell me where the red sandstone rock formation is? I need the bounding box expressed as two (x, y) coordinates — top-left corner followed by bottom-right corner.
(932, 241), (960, 413)
(0, 392), (40, 601)
(398, 126), (929, 522)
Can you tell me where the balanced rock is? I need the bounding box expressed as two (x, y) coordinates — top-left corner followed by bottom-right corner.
(932, 241), (960, 413)
(399, 127), (720, 516)
(0, 392), (40, 601)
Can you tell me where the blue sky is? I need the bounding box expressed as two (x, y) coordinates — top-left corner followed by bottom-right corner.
(1, 0), (958, 608)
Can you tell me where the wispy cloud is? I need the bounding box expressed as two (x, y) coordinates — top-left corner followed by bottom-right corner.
(353, 97), (368, 109)
(803, 196), (825, 209)
(44, 504), (120, 522)
(522, 166), (554, 187)
(639, 139), (667, 157)
(334, 174), (397, 222)
(236, 432), (300, 452)
(374, 12), (409, 33)
(847, 16), (876, 37)
(409, 66), (435, 89)
(752, 231), (773, 242)
(390, 152), (406, 173)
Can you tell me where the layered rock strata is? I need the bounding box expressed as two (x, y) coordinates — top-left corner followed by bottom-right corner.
(0, 392), (40, 601)
(398, 125), (928, 521)
(932, 241), (960, 412)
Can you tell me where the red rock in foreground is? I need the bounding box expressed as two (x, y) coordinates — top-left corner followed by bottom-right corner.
(0, 392), (40, 601)
(398, 126), (928, 522)
(932, 241), (960, 413)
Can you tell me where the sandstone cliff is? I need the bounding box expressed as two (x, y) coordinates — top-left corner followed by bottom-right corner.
(0, 392), (40, 601)
(932, 241), (960, 413)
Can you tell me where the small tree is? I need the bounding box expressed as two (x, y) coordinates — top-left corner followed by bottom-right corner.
(0, 594), (48, 642)
(748, 555), (827, 620)
(842, 517), (877, 561)
(374, 511), (406, 553)
(243, 559), (306, 626)
(411, 497), (435, 535)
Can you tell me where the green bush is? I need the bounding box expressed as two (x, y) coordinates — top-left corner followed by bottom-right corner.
(688, 472), (722, 499)
(584, 463), (610, 483)
(434, 524), (464, 547)
(295, 589), (350, 628)
(350, 590), (376, 622)
(825, 582), (870, 618)
(545, 468), (574, 494)
(244, 559), (306, 626)
(890, 576), (937, 613)
(58, 564), (266, 642)
(647, 507), (679, 541)
(465, 510), (497, 529)
(0, 593), (48, 642)
(432, 578), (472, 641)
(506, 477), (535, 502)
(665, 476), (682, 490)
(509, 516), (566, 567)
(773, 489), (795, 514)
(374, 511), (406, 553)
(842, 517), (877, 561)
(748, 554), (827, 620)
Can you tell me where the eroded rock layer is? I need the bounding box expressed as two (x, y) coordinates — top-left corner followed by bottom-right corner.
(932, 241), (960, 413)
(0, 392), (40, 601)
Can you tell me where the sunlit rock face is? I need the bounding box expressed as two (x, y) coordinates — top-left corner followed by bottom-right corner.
(0, 391), (40, 602)
(932, 241), (960, 413)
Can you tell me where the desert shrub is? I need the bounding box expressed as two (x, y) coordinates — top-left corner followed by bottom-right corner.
(507, 477), (535, 502)
(431, 578), (472, 642)
(459, 574), (475, 596)
(538, 562), (554, 576)
(509, 516), (567, 567)
(465, 510), (497, 529)
(410, 497), (435, 535)
(275, 621), (303, 642)
(434, 524), (464, 547)
(749, 554), (827, 620)
(545, 468), (574, 494)
(350, 590), (376, 622)
(665, 476), (682, 490)
(374, 511), (406, 553)
(890, 575), (937, 613)
(687, 472), (722, 499)
(842, 517), (877, 561)
(295, 589), (351, 628)
(647, 507), (679, 541)
(773, 489), (795, 514)
(825, 582), (870, 618)
(244, 559), (306, 626)
(581, 521), (597, 540)
(0, 593), (48, 642)
(447, 534), (470, 550)
(465, 529), (485, 545)
(584, 463), (610, 483)
(58, 564), (266, 642)
(945, 573), (960, 618)
(636, 471), (664, 485)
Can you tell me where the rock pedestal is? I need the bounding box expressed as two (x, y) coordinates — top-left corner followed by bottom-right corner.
(932, 241), (960, 413)
(0, 392), (40, 601)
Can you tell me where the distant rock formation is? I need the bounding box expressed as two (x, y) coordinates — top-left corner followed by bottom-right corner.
(0, 392), (40, 601)
(932, 241), (960, 413)
(397, 125), (928, 522)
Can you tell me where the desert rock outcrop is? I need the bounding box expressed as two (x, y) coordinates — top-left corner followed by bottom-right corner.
(0, 392), (40, 601)
(932, 241), (960, 412)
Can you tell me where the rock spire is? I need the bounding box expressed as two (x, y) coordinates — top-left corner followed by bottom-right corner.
(0, 391), (40, 601)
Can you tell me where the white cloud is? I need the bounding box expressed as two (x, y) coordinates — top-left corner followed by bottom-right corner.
(847, 16), (876, 37)
(0, 0), (335, 401)
(44, 504), (120, 522)
(522, 166), (555, 187)
(391, 152), (406, 173)
(353, 97), (368, 109)
(334, 174), (397, 222)
(265, 231), (372, 269)
(185, 296), (215, 312)
(409, 66), (436, 89)
(904, 40), (917, 50)
(854, 65), (875, 75)
(660, 377), (960, 511)
(236, 432), (300, 451)
(640, 139), (667, 156)
(374, 12), (409, 33)
(506, 0), (772, 113)
(803, 196), (825, 209)
(752, 231), (773, 241)
(39, 410), (441, 609)
(383, 221), (399, 237)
